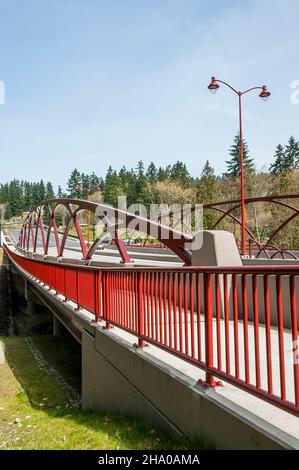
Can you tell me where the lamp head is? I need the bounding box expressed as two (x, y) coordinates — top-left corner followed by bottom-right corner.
(208, 76), (220, 94)
(259, 85), (271, 101)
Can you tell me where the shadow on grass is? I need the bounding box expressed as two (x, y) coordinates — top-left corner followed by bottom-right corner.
(3, 335), (208, 450)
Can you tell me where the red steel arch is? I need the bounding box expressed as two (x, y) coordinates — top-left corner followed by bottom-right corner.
(201, 194), (299, 259)
(17, 194), (299, 262)
(18, 198), (193, 265)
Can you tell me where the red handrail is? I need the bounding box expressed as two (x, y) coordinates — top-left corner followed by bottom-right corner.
(3, 244), (299, 417)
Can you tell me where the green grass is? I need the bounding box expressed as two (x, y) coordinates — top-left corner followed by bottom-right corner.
(0, 336), (207, 450)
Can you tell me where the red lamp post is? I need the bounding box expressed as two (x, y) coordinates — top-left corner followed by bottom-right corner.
(207, 76), (270, 256)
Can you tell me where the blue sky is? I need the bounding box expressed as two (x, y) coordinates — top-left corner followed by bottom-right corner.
(0, 0), (299, 190)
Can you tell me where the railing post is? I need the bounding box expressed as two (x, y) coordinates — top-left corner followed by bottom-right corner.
(54, 266), (58, 296)
(94, 270), (102, 323)
(204, 272), (214, 386)
(276, 275), (286, 401)
(290, 275), (299, 407)
(134, 271), (148, 348)
(75, 268), (80, 310)
(103, 271), (112, 329)
(63, 265), (67, 302)
(198, 272), (221, 388)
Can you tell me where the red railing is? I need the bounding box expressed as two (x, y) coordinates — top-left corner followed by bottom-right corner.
(202, 194), (299, 258)
(4, 244), (299, 416)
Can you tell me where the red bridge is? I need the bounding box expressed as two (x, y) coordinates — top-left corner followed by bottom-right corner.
(2, 197), (299, 449)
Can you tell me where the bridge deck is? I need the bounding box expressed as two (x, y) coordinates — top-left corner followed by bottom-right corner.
(8, 229), (182, 267)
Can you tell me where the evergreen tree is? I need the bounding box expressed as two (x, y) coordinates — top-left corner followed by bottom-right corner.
(197, 161), (219, 229)
(123, 169), (137, 204)
(284, 136), (299, 170)
(225, 134), (254, 176)
(197, 161), (217, 202)
(118, 166), (134, 200)
(8, 180), (23, 216)
(269, 137), (299, 175)
(0, 183), (9, 205)
(118, 166), (128, 188)
(45, 182), (55, 200)
(170, 161), (191, 186)
(89, 172), (102, 194)
(23, 182), (32, 211)
(127, 161), (151, 208)
(269, 144), (288, 174)
(146, 162), (158, 183)
(39, 179), (46, 201)
(135, 160), (145, 177)
(4, 203), (12, 219)
(57, 185), (64, 198)
(31, 183), (41, 207)
(202, 160), (214, 178)
(104, 166), (122, 206)
(157, 166), (169, 181)
(67, 169), (82, 198)
(81, 173), (91, 197)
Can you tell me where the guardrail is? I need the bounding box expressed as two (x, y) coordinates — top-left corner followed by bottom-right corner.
(4, 244), (299, 416)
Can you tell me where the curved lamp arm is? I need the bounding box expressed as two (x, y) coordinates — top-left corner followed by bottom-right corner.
(213, 80), (264, 96)
(214, 79), (239, 95)
(241, 86), (263, 95)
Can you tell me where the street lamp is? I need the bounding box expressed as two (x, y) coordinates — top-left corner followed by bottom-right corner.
(207, 76), (271, 256)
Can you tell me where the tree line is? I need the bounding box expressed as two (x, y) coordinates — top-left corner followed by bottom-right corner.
(1, 133), (299, 248)
(0, 180), (56, 219)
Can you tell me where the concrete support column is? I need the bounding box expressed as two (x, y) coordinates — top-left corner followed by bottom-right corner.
(191, 231), (242, 319)
(191, 230), (242, 266)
